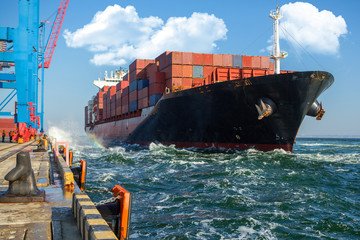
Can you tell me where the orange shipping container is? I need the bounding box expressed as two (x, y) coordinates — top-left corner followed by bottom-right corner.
(253, 69), (266, 77)
(182, 78), (192, 87)
(229, 68), (241, 80)
(166, 78), (183, 92)
(213, 54), (223, 66)
(260, 56), (270, 69)
(203, 53), (213, 66)
(163, 65), (182, 79)
(182, 65), (193, 78)
(193, 53), (203, 65)
(166, 52), (182, 65)
(270, 62), (275, 71)
(182, 52), (193, 65)
(251, 56), (261, 68)
(129, 59), (155, 72)
(242, 56), (252, 68)
(222, 54), (232, 67)
(146, 63), (157, 79)
(155, 51), (170, 70)
(242, 69), (252, 78)
(192, 78), (204, 87)
(203, 66), (214, 79)
(216, 68), (229, 82)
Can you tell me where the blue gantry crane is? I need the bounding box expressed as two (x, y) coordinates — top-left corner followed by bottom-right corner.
(0, 0), (69, 143)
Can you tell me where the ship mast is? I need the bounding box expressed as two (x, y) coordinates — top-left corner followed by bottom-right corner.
(270, 6), (287, 74)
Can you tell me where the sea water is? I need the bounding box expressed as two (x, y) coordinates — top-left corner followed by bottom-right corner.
(70, 137), (360, 239)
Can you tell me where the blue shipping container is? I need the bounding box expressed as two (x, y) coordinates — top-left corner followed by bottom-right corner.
(129, 80), (137, 92)
(129, 100), (138, 112)
(137, 79), (149, 90)
(149, 94), (163, 106)
(233, 55), (243, 67)
(193, 65), (203, 78)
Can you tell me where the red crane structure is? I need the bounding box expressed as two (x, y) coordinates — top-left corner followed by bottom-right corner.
(42, 0), (70, 68)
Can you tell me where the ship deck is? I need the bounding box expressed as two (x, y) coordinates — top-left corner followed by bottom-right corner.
(0, 141), (82, 239)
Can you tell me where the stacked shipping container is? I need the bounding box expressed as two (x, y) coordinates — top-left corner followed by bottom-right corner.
(90, 51), (278, 124)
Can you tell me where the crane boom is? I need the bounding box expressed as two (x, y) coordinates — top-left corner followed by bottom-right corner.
(42, 0), (69, 68)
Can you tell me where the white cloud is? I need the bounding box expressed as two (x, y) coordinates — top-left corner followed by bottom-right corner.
(63, 5), (227, 66)
(278, 2), (347, 55)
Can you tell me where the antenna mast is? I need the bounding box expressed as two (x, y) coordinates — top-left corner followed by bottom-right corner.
(270, 6), (287, 74)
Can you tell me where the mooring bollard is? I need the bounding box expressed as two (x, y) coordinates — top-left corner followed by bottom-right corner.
(0, 151), (45, 203)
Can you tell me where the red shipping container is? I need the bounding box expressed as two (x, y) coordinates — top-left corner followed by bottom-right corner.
(116, 80), (129, 91)
(121, 95), (129, 105)
(138, 97), (149, 109)
(131, 68), (147, 81)
(155, 51), (170, 70)
(85, 106), (88, 125)
(129, 90), (137, 102)
(149, 83), (165, 95)
(116, 92), (122, 105)
(101, 86), (110, 92)
(222, 54), (232, 67)
(229, 68), (241, 80)
(166, 52), (182, 65)
(266, 70), (275, 75)
(253, 69), (266, 77)
(242, 56), (252, 68)
(260, 56), (270, 69)
(163, 64), (182, 79)
(130, 71), (136, 82)
(192, 78), (204, 87)
(251, 56), (261, 68)
(270, 62), (274, 71)
(182, 78), (192, 87)
(121, 105), (129, 114)
(213, 54), (223, 66)
(123, 73), (129, 82)
(203, 53), (213, 66)
(216, 68), (229, 82)
(146, 63), (157, 79)
(205, 74), (212, 85)
(107, 86), (116, 96)
(182, 65), (193, 78)
(138, 87), (149, 99)
(203, 66), (213, 79)
(242, 69), (252, 78)
(150, 72), (165, 84)
(123, 87), (129, 96)
(182, 52), (193, 65)
(129, 59), (155, 72)
(166, 78), (183, 92)
(193, 53), (203, 65)
(116, 106), (122, 116)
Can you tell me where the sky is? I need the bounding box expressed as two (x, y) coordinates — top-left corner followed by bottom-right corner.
(0, 0), (360, 137)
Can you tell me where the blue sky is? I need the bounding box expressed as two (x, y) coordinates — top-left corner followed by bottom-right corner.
(1, 0), (359, 137)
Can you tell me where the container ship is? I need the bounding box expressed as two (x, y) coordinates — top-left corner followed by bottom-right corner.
(84, 8), (334, 152)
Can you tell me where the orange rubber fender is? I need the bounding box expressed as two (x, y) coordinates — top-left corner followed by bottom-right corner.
(79, 159), (87, 191)
(111, 185), (132, 240)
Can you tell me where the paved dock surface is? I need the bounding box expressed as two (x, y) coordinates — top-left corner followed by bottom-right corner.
(0, 141), (82, 240)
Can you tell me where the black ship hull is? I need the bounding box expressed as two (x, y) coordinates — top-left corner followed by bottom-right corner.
(126, 71), (334, 151)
